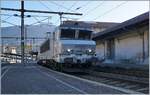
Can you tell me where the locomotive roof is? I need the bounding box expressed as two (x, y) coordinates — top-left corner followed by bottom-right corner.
(59, 26), (92, 32)
(60, 21), (118, 29)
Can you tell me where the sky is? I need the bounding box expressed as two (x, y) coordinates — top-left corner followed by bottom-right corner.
(1, 0), (149, 27)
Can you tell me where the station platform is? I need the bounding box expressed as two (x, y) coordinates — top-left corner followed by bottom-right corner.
(1, 63), (140, 94)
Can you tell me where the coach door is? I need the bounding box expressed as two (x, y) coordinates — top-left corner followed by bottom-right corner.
(107, 38), (115, 59)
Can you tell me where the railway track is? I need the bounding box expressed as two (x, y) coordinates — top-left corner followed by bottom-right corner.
(65, 69), (149, 94)
(38, 63), (149, 94)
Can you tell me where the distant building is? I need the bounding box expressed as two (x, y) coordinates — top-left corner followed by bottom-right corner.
(1, 24), (56, 55)
(93, 12), (149, 64)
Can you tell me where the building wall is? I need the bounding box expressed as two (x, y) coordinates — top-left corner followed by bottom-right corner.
(95, 25), (149, 64)
(96, 41), (105, 59)
(114, 27), (148, 64)
(96, 40), (108, 61)
(115, 32), (143, 61)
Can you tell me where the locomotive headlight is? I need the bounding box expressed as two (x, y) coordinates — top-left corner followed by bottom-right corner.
(88, 49), (92, 52)
(67, 49), (71, 52)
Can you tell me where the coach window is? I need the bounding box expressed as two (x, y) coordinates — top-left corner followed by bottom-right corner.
(78, 30), (92, 40)
(60, 29), (75, 39)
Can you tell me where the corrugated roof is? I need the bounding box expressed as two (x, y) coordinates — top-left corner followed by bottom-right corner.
(93, 12), (149, 40)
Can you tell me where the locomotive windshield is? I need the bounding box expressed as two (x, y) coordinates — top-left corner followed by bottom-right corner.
(78, 30), (92, 40)
(60, 29), (75, 39)
(60, 29), (92, 40)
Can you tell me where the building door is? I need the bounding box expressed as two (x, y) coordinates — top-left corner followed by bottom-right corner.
(107, 39), (115, 59)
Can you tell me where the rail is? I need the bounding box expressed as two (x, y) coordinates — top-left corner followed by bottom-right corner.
(86, 70), (149, 84)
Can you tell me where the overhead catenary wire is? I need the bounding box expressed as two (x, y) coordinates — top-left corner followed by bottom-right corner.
(0, 13), (51, 18)
(1, 13), (52, 27)
(1, 2), (82, 27)
(0, 14), (14, 16)
(2, 15), (12, 21)
(32, 16), (42, 24)
(49, 1), (74, 12)
(1, 13), (51, 27)
(93, 1), (128, 21)
(66, 1), (78, 12)
(1, 14), (15, 22)
(58, 1), (91, 23)
(38, 1), (78, 25)
(75, 1), (91, 11)
(53, 1), (90, 24)
(78, 1), (105, 20)
(1, 37), (47, 39)
(53, 1), (81, 24)
(1, 8), (82, 15)
(54, 1), (78, 24)
(32, 16), (51, 24)
(39, 1), (53, 11)
(29, 15), (51, 18)
(62, 16), (78, 20)
(53, 18), (60, 25)
(57, 1), (64, 11)
(38, 1), (53, 24)
(1, 20), (19, 26)
(28, 17), (49, 26)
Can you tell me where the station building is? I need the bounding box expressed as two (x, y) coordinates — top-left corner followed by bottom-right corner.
(93, 12), (149, 64)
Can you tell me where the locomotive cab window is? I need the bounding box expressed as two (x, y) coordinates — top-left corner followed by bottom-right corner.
(78, 30), (92, 40)
(60, 29), (75, 39)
